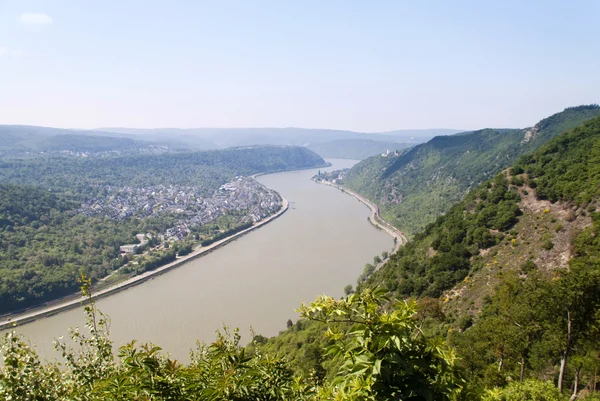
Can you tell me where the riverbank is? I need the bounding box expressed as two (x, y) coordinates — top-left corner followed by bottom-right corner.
(317, 181), (407, 252)
(0, 195), (289, 331)
(0, 164), (331, 331)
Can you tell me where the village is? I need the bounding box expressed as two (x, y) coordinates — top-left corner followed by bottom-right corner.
(312, 168), (349, 184)
(79, 176), (282, 244)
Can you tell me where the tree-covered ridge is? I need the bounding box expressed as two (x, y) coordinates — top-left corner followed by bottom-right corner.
(366, 114), (600, 303)
(365, 115), (600, 395)
(342, 105), (600, 236)
(527, 104), (600, 145)
(515, 116), (600, 204)
(0, 145), (327, 196)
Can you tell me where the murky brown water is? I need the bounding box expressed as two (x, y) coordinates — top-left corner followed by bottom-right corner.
(5, 159), (392, 361)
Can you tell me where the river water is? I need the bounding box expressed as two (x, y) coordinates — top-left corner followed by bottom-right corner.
(5, 159), (392, 361)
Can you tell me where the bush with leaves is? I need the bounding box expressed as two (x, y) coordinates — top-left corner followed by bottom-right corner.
(298, 287), (466, 400)
(481, 380), (566, 401)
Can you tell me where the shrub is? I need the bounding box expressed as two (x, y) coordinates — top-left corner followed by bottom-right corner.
(520, 260), (537, 273)
(541, 239), (554, 250)
(482, 379), (565, 401)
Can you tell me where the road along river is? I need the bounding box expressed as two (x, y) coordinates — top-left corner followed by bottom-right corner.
(2, 159), (394, 361)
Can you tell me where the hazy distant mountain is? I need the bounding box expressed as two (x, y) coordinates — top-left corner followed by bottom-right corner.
(374, 128), (464, 143)
(307, 139), (413, 160)
(0, 124), (461, 158)
(94, 127), (361, 149)
(94, 127), (461, 150)
(0, 125), (164, 156)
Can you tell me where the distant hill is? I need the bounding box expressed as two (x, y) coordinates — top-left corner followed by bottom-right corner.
(0, 125), (168, 156)
(341, 105), (600, 235)
(94, 127), (460, 150)
(0, 145), (327, 196)
(0, 124), (460, 157)
(95, 127), (365, 149)
(0, 145), (327, 194)
(307, 139), (413, 160)
(374, 128), (464, 142)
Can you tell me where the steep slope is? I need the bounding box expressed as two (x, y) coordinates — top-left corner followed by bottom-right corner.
(342, 105), (600, 236)
(365, 115), (600, 302)
(258, 116), (600, 385)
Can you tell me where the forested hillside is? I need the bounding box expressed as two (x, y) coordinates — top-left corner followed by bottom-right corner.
(0, 145), (326, 196)
(256, 116), (600, 398)
(342, 105), (600, 236)
(0, 146), (326, 315)
(365, 115), (600, 300)
(0, 184), (181, 314)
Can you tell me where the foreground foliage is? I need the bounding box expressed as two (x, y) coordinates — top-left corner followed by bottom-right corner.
(1, 286), (466, 400)
(301, 289), (466, 400)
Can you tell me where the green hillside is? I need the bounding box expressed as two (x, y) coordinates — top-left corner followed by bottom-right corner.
(307, 139), (412, 160)
(0, 145), (327, 196)
(365, 115), (600, 300)
(256, 116), (600, 397)
(342, 105), (600, 236)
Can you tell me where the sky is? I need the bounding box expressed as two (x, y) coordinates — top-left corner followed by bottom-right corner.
(0, 1), (598, 132)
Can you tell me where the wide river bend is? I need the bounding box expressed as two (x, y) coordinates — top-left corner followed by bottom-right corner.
(4, 159), (393, 361)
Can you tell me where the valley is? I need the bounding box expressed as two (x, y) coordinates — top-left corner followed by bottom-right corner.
(2, 113), (600, 400)
(2, 2), (599, 398)
(2, 159), (394, 360)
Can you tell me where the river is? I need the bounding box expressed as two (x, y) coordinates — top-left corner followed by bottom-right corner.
(4, 159), (393, 361)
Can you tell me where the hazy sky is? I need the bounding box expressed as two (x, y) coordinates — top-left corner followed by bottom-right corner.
(0, 1), (598, 131)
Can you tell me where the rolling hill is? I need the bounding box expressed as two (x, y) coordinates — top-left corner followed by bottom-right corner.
(0, 125), (168, 157)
